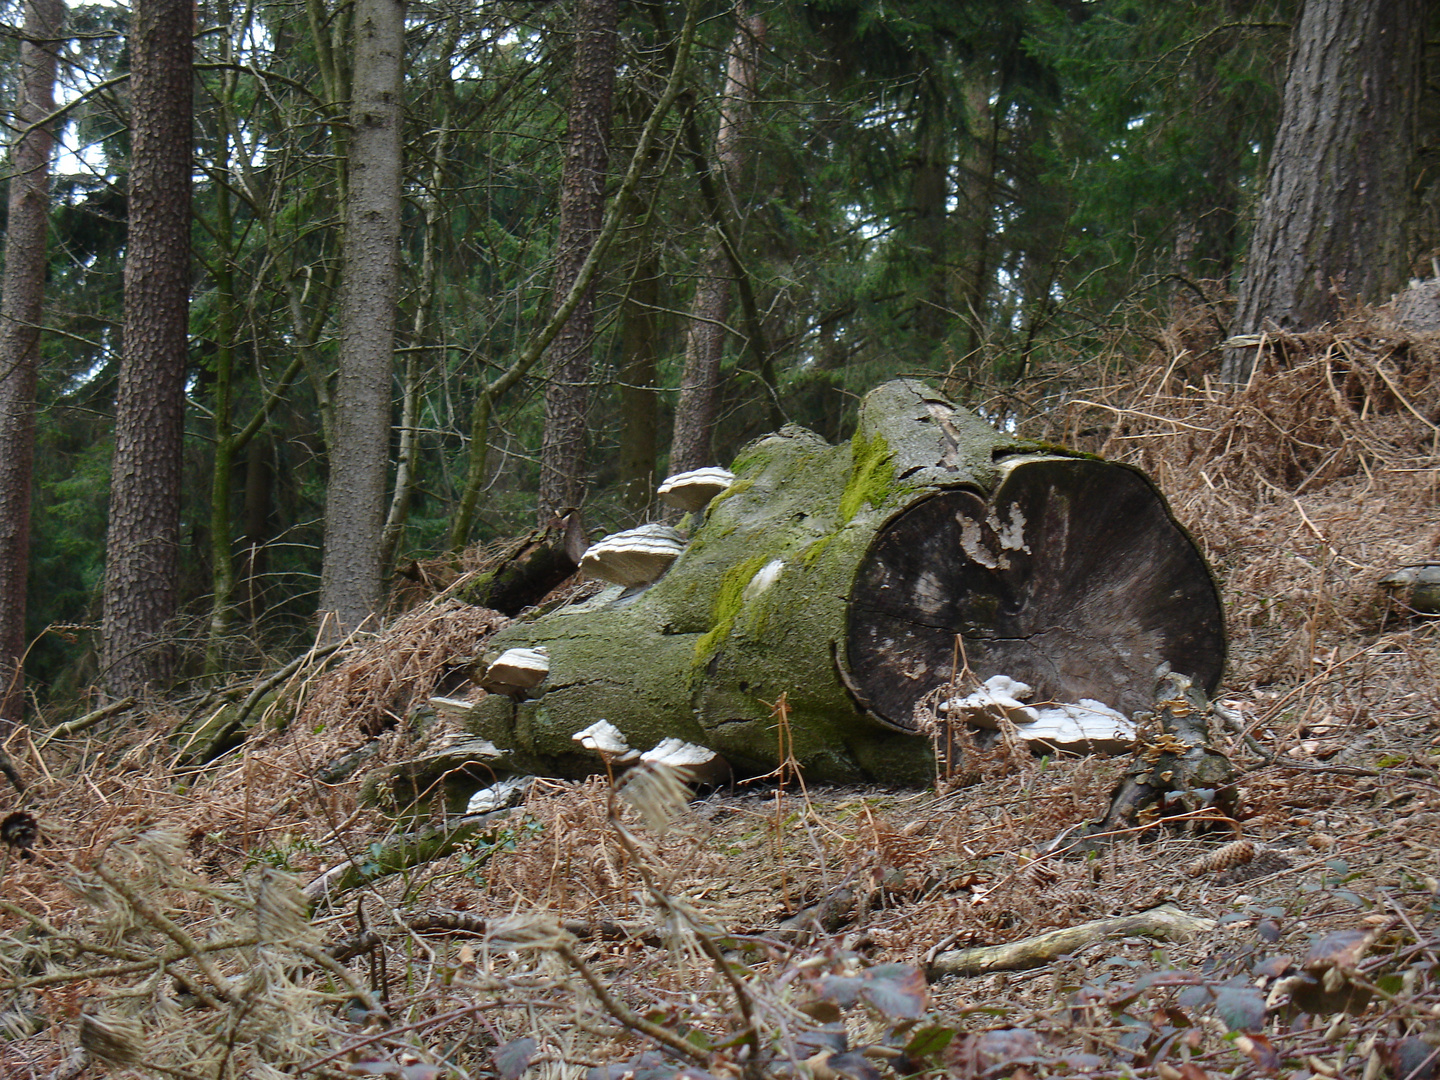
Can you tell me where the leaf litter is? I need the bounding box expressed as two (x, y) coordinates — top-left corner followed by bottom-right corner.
(2, 311), (1440, 1078)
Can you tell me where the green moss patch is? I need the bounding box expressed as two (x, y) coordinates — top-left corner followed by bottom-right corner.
(703, 475), (756, 519)
(693, 554), (772, 673)
(839, 431), (896, 523)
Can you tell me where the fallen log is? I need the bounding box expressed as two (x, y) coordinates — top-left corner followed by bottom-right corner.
(464, 380), (1226, 784)
(454, 511), (588, 616)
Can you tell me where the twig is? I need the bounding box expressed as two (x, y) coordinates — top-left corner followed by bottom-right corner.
(37, 696), (137, 746)
(553, 939), (712, 1067)
(92, 861), (238, 1005)
(927, 903), (1217, 978)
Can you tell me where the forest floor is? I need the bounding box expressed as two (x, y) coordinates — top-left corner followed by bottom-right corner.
(2, 316), (1439, 1079)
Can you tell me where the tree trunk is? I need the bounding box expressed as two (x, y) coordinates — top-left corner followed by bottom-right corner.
(382, 14), (455, 573)
(466, 380), (1225, 784)
(956, 76), (997, 366)
(1223, 0), (1422, 383)
(669, 6), (764, 476)
(908, 67), (948, 357)
(101, 0), (192, 697)
(318, 0), (404, 634)
(537, 0), (618, 521)
(238, 431), (273, 623)
(0, 0), (62, 719)
(618, 242), (661, 516)
(204, 98), (239, 676)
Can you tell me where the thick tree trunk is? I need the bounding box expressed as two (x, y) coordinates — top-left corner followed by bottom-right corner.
(669, 6), (763, 476)
(101, 0), (192, 697)
(0, 0), (62, 719)
(537, 0), (617, 521)
(1223, 0), (1422, 383)
(467, 380), (1225, 784)
(319, 0), (404, 633)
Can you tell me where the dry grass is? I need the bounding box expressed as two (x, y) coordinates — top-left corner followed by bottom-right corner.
(2, 313), (1439, 1078)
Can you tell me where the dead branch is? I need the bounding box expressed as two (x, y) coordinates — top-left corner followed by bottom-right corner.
(927, 904), (1217, 978)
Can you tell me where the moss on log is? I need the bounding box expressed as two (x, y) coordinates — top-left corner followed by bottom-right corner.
(466, 381), (1225, 784)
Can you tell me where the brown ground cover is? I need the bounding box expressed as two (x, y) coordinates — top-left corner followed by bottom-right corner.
(2, 316), (1437, 1079)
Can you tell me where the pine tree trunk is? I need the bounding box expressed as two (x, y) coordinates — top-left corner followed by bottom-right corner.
(537, 0), (617, 521)
(669, 6), (763, 476)
(319, 0), (404, 633)
(618, 245), (660, 514)
(0, 0), (61, 719)
(956, 77), (996, 365)
(909, 69), (948, 355)
(102, 0), (192, 698)
(470, 381), (1225, 784)
(1223, 0), (1422, 382)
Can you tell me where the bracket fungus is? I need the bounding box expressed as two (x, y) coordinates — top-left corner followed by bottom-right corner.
(640, 738), (731, 787)
(657, 467), (736, 511)
(579, 524), (686, 587)
(943, 674), (1136, 754)
(572, 719), (638, 763)
(478, 647), (549, 696)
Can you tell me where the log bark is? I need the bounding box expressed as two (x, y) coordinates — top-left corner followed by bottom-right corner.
(466, 380), (1225, 784)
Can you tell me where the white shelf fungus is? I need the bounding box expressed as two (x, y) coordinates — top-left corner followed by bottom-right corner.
(943, 673), (1135, 753)
(657, 467), (735, 511)
(479, 647), (549, 694)
(580, 524), (686, 587)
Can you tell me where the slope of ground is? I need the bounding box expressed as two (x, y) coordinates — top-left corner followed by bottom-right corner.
(1, 323), (1438, 1079)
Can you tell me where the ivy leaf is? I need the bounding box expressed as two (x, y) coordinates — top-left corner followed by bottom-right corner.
(859, 964), (926, 1019)
(494, 1036), (537, 1080)
(795, 1026), (848, 1055)
(1213, 986), (1266, 1032)
(903, 1025), (955, 1060)
(816, 975), (865, 1008)
(825, 1051), (881, 1080)
(1235, 1033), (1281, 1074)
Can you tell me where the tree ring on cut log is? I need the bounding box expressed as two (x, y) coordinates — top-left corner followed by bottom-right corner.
(846, 455), (1225, 730)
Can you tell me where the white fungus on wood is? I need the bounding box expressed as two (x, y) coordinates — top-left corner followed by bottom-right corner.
(657, 466), (735, 511)
(572, 719), (637, 762)
(579, 524), (686, 587)
(1024, 700), (1135, 754)
(942, 675), (1039, 729)
(640, 738), (730, 786)
(465, 774), (534, 815)
(943, 674), (1135, 753)
(428, 696), (481, 721)
(478, 647), (549, 694)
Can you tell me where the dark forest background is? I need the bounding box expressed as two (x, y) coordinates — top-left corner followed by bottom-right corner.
(0, 0), (1433, 711)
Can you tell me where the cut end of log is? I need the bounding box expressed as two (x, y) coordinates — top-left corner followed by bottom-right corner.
(847, 456), (1225, 732)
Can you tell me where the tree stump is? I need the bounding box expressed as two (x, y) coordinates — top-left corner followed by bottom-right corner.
(465, 380), (1225, 784)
